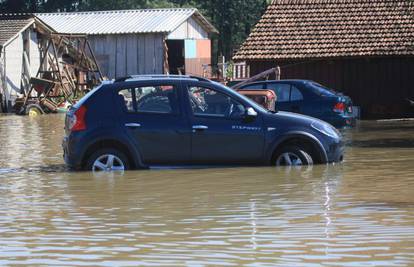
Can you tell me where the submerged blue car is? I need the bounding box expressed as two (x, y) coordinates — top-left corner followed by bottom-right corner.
(63, 75), (344, 171)
(237, 80), (356, 128)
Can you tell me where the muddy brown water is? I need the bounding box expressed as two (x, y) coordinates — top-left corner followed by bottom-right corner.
(0, 114), (413, 266)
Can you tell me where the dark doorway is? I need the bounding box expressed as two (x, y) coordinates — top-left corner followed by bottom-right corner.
(166, 40), (185, 74)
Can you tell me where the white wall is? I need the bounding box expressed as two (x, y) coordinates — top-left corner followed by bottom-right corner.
(29, 29), (41, 76)
(167, 17), (209, 40)
(1, 26), (44, 111)
(4, 33), (23, 106)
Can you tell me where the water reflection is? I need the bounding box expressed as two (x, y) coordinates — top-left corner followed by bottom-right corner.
(0, 114), (413, 266)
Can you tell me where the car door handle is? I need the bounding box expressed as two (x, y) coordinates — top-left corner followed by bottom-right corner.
(125, 123), (141, 128)
(192, 125), (208, 131)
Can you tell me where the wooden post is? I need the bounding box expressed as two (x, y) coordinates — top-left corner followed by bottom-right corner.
(275, 66), (281, 80)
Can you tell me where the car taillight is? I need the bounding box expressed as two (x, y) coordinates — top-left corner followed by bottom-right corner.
(333, 102), (345, 113)
(69, 105), (87, 131)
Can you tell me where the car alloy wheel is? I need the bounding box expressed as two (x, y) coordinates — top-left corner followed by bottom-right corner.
(274, 146), (313, 166)
(276, 152), (304, 166)
(92, 154), (125, 172)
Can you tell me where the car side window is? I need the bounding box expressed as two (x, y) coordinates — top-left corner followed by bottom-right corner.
(290, 86), (303, 101)
(187, 86), (245, 118)
(267, 83), (303, 102)
(118, 85), (178, 114)
(241, 83), (264, 89)
(268, 83), (290, 102)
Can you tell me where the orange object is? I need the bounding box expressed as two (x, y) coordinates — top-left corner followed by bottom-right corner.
(196, 39), (211, 58)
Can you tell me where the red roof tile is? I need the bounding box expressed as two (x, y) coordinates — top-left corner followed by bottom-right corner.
(234, 0), (414, 60)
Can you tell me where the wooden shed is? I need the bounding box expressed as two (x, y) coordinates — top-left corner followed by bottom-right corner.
(233, 0), (414, 119)
(37, 9), (218, 79)
(0, 14), (54, 112)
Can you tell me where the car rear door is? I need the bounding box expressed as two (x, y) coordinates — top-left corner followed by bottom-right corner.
(116, 80), (191, 165)
(184, 81), (265, 164)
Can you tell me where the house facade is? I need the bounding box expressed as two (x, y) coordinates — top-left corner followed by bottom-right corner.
(0, 14), (54, 112)
(234, 0), (414, 119)
(37, 9), (217, 79)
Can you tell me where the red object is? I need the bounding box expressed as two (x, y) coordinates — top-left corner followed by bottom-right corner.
(71, 105), (87, 131)
(333, 102), (345, 113)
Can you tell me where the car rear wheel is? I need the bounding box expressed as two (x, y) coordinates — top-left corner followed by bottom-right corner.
(86, 148), (129, 172)
(274, 146), (313, 166)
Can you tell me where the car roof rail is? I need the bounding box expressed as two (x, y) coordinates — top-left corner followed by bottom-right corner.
(113, 74), (211, 83)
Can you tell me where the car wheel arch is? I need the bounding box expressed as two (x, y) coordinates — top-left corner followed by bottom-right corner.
(268, 132), (328, 165)
(81, 138), (145, 169)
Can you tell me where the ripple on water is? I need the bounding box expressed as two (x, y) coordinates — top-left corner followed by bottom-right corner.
(0, 115), (413, 266)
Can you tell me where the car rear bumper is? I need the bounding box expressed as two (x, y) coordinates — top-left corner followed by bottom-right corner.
(62, 135), (83, 170)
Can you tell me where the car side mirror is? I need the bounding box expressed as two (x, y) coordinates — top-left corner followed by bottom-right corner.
(243, 107), (257, 122)
(246, 107), (258, 117)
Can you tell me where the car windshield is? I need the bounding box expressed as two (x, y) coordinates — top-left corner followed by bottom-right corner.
(211, 81), (268, 113)
(308, 82), (337, 97)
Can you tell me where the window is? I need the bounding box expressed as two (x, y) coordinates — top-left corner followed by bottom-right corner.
(187, 86), (245, 118)
(268, 83), (290, 102)
(118, 85), (178, 114)
(242, 83), (264, 89)
(267, 83), (303, 102)
(309, 82), (336, 97)
(290, 86), (303, 101)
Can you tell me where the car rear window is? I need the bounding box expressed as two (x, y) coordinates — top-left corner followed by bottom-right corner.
(72, 83), (104, 109)
(308, 82), (337, 97)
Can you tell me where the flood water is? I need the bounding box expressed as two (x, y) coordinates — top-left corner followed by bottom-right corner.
(0, 114), (413, 266)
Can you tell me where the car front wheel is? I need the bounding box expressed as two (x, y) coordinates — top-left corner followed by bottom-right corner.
(85, 148), (130, 172)
(274, 146), (313, 166)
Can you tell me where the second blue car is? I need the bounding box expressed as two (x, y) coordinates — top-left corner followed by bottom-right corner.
(237, 80), (356, 128)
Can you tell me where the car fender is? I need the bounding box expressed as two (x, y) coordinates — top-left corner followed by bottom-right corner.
(267, 131), (328, 163)
(78, 128), (146, 169)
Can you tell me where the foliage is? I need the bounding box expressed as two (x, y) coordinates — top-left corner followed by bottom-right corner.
(0, 0), (270, 60)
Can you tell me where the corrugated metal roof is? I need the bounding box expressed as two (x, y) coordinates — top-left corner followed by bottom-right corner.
(36, 8), (217, 35)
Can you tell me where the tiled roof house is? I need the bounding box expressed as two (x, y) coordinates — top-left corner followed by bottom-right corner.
(234, 0), (414, 118)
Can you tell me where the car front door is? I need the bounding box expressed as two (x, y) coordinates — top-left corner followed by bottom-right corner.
(116, 81), (191, 165)
(185, 82), (265, 164)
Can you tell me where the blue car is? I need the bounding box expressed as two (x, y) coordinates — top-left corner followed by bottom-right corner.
(63, 75), (344, 171)
(238, 80), (356, 128)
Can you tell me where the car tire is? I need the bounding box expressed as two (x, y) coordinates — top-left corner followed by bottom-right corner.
(85, 148), (130, 172)
(274, 146), (314, 166)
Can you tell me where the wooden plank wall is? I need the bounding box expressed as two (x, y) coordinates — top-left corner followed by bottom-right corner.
(89, 33), (164, 79)
(248, 57), (414, 119)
